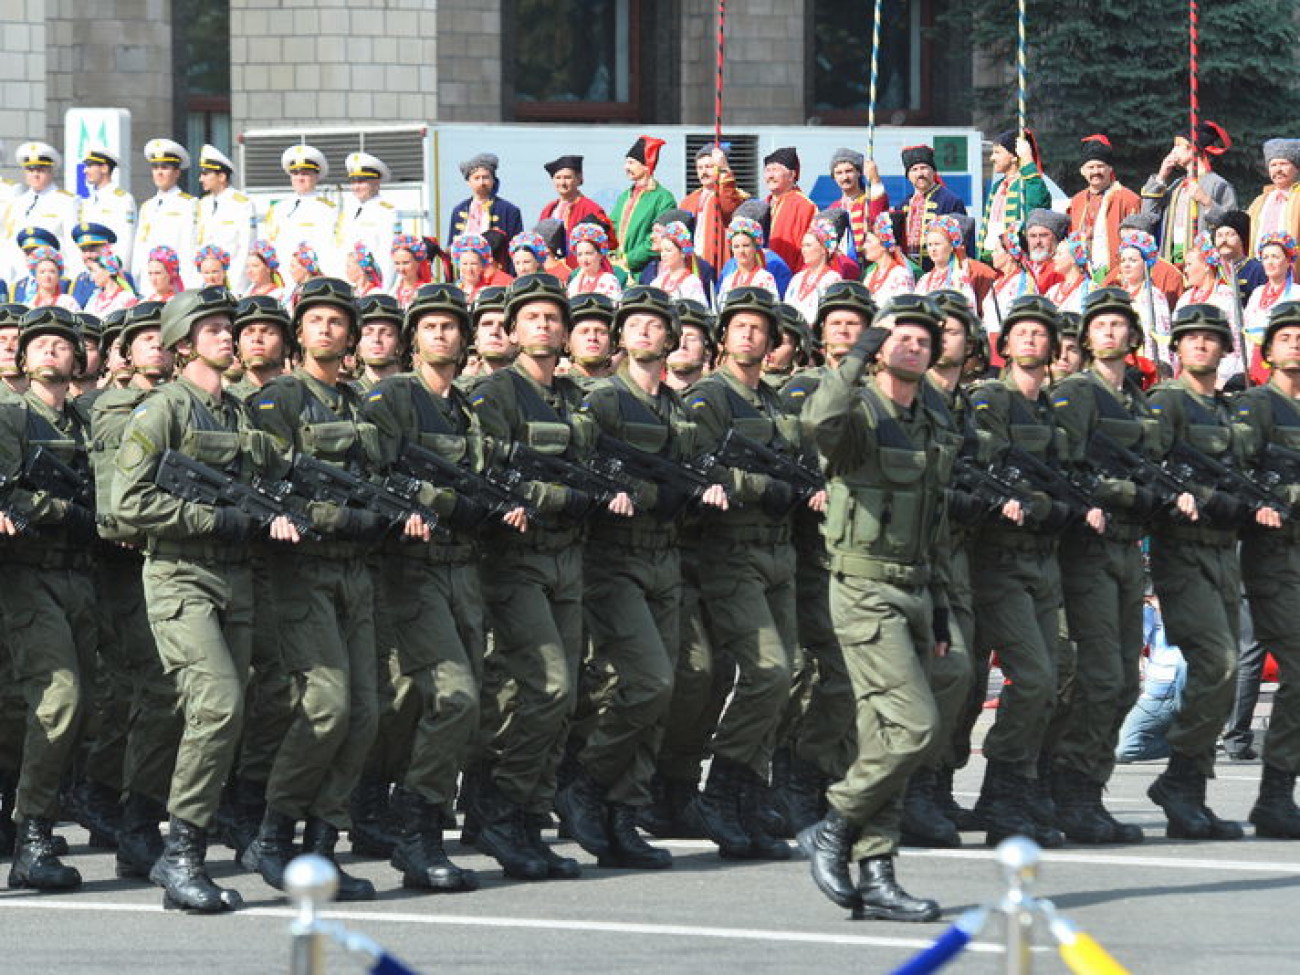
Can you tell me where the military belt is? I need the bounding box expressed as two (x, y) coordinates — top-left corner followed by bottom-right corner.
(701, 522), (791, 546)
(978, 527), (1059, 554)
(1, 547), (94, 571)
(145, 538), (250, 564)
(393, 540), (478, 565)
(829, 552), (930, 589)
(590, 522), (678, 551)
(1157, 523), (1237, 547)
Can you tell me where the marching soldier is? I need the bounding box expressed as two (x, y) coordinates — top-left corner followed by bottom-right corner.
(79, 147), (137, 265)
(4, 142), (82, 283)
(353, 294), (406, 392)
(467, 273), (632, 880)
(771, 282), (876, 836)
(797, 296), (950, 922)
(0, 307), (98, 891)
(458, 286), (513, 389)
(0, 303), (30, 401)
(227, 296), (294, 400)
(966, 296), (1079, 848)
(337, 152), (400, 288)
(559, 286), (728, 869)
(1236, 302), (1300, 838)
(1143, 303), (1247, 841)
(566, 292), (617, 389)
(1052, 288), (1168, 840)
(111, 287), (299, 912)
(131, 139), (199, 290)
(265, 145), (338, 279)
(684, 286), (826, 861)
(362, 282), (490, 891)
(195, 145), (257, 294)
(241, 278), (381, 902)
(85, 300), (185, 880)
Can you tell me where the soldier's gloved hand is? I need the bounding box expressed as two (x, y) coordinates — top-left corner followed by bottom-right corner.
(932, 607), (951, 646)
(62, 502), (99, 544)
(759, 478), (796, 517)
(841, 327), (891, 383)
(446, 494), (491, 532)
(211, 507), (255, 542)
(337, 508), (388, 541)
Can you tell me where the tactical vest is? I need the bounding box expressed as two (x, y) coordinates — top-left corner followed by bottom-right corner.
(506, 369), (572, 456)
(90, 386), (152, 544)
(15, 400), (91, 557)
(824, 383), (952, 584)
(408, 380), (473, 465)
(297, 382), (380, 472)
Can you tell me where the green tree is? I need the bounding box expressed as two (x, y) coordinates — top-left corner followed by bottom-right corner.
(946, 0), (1298, 198)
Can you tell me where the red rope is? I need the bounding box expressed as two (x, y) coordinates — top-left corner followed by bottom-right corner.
(715, 0), (726, 147)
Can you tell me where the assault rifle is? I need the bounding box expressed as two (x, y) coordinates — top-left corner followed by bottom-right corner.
(1084, 430), (1194, 519)
(592, 433), (722, 519)
(1256, 442), (1300, 499)
(24, 445), (94, 509)
(289, 453), (443, 536)
(712, 429), (824, 500)
(397, 440), (539, 531)
(153, 449), (319, 540)
(1002, 444), (1096, 519)
(947, 455), (1043, 527)
(1165, 441), (1288, 525)
(504, 441), (637, 517)
(0, 472), (33, 536)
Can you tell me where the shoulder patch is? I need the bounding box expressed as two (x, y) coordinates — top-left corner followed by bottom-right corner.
(257, 399), (277, 410)
(1052, 398), (1070, 408)
(468, 393), (485, 406)
(366, 390), (383, 402)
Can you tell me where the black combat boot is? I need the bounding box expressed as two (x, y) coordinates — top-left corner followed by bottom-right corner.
(223, 778), (267, 862)
(150, 817), (242, 912)
(71, 778), (122, 849)
(1185, 763), (1245, 840)
(934, 765), (980, 831)
(796, 809), (861, 910)
(301, 818), (376, 901)
(855, 856), (940, 922)
(689, 758), (752, 857)
(0, 770), (16, 858)
(525, 813), (582, 878)
(8, 817), (81, 890)
(1148, 752), (1214, 839)
(975, 760), (1063, 849)
(555, 768), (612, 858)
(901, 768), (961, 848)
(734, 767), (792, 860)
(1053, 769), (1116, 844)
(390, 787), (478, 892)
(1250, 765), (1300, 838)
(774, 758), (829, 838)
(1023, 753), (1057, 829)
(1091, 781), (1145, 844)
(241, 807), (298, 890)
(349, 775), (400, 858)
(601, 803), (672, 870)
(470, 778), (547, 881)
(116, 792), (167, 879)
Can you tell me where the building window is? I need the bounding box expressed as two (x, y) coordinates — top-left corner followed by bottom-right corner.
(812, 0), (927, 124)
(173, 0), (232, 190)
(511, 0), (641, 122)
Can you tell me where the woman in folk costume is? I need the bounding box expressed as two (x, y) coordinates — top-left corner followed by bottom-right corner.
(981, 229), (1039, 337)
(392, 233), (433, 308)
(649, 220), (707, 303)
(1243, 231), (1300, 384)
(716, 216), (778, 303)
(243, 239), (286, 304)
(785, 216), (844, 324)
(1115, 229), (1173, 369)
(195, 244), (232, 289)
(345, 242), (384, 298)
(508, 232), (549, 277)
(916, 214), (977, 306)
(283, 242), (324, 311)
(566, 222), (622, 299)
(1046, 232), (1093, 315)
(450, 233), (496, 304)
(860, 211), (915, 303)
(448, 152), (524, 273)
(143, 245), (185, 304)
(1175, 231), (1245, 384)
(83, 251), (138, 317)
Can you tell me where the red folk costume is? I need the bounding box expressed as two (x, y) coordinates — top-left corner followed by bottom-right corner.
(763, 147), (817, 273)
(679, 144), (749, 273)
(537, 155), (610, 269)
(1067, 135), (1142, 277)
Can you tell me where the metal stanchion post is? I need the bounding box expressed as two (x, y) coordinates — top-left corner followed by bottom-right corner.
(996, 837), (1041, 975)
(286, 854), (340, 975)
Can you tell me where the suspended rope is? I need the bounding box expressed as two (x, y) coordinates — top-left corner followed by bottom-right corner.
(714, 0), (726, 149)
(1017, 0), (1028, 134)
(1189, 0), (1200, 141)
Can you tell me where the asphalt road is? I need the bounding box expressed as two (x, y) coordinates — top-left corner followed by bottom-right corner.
(1, 754), (1294, 975)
